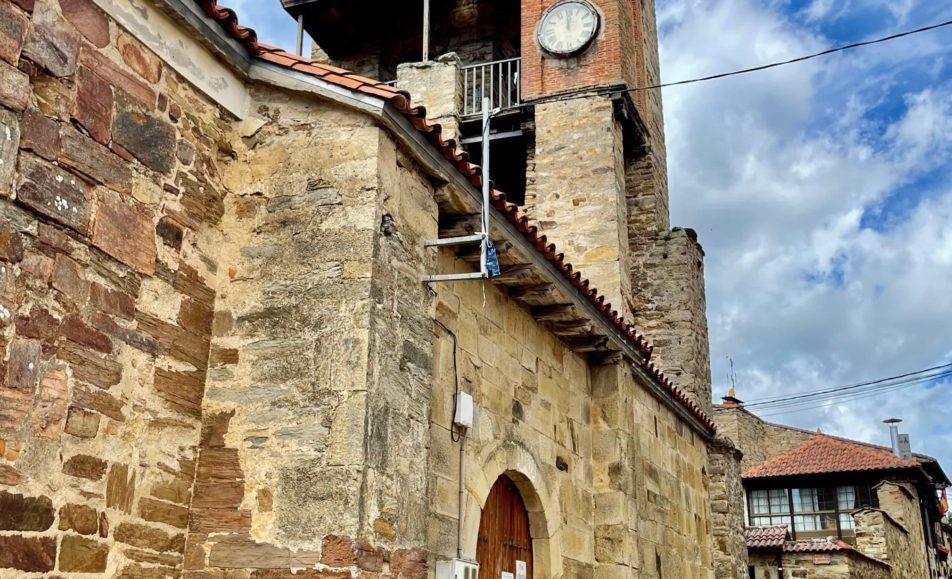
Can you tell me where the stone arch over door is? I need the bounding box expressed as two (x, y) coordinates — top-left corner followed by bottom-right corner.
(463, 441), (562, 579)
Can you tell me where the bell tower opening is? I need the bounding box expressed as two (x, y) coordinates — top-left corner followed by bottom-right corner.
(477, 476), (534, 579)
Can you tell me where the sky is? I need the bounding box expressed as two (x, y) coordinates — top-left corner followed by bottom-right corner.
(225, 1), (952, 472)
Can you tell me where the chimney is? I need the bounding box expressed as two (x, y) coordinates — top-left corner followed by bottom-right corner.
(883, 418), (913, 459)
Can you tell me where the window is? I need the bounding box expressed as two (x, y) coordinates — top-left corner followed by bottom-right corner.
(750, 489), (792, 527)
(748, 485), (878, 540)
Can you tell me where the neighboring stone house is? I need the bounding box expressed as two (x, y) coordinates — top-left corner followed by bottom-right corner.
(715, 398), (950, 579)
(0, 0), (750, 577)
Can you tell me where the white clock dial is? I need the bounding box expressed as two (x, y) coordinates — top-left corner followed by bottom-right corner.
(537, 1), (599, 57)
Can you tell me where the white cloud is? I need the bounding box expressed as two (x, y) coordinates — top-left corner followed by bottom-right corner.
(660, 0), (952, 464)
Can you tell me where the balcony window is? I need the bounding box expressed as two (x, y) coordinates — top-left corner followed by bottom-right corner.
(748, 485), (879, 540)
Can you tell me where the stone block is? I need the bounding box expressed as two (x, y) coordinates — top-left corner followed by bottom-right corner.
(150, 477), (192, 505)
(140, 496), (189, 529)
(0, 386), (32, 430)
(20, 108), (61, 161)
(0, 59), (29, 111)
(0, 1), (29, 65)
(72, 383), (125, 421)
(107, 463), (136, 512)
(0, 223), (24, 262)
(188, 507), (252, 534)
(0, 491), (55, 530)
(6, 338), (41, 389)
(93, 188), (156, 275)
(65, 406), (101, 438)
(34, 72), (75, 120)
(115, 521), (186, 553)
(137, 312), (209, 370)
(31, 368), (68, 438)
(90, 282), (135, 319)
(59, 503), (99, 535)
(0, 535), (56, 572)
(91, 312), (159, 355)
(113, 109), (176, 173)
(118, 31), (161, 83)
(0, 463), (25, 485)
(59, 535), (109, 572)
(61, 315), (113, 354)
(153, 367), (204, 418)
(63, 453), (108, 480)
(58, 341), (122, 388)
(391, 549), (427, 579)
(79, 48), (155, 109)
(322, 535), (356, 567)
(156, 217), (184, 250)
(191, 481), (244, 509)
(60, 0), (110, 48)
(52, 253), (89, 305)
(16, 154), (92, 233)
(206, 535), (321, 569)
(13, 0), (35, 12)
(0, 109), (20, 196)
(74, 66), (114, 144)
(22, 1), (79, 77)
(59, 125), (132, 192)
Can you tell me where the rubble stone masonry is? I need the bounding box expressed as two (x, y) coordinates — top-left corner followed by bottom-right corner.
(0, 0), (228, 575)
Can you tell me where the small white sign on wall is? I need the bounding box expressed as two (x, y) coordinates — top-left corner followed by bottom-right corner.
(516, 560), (527, 579)
(502, 572), (514, 579)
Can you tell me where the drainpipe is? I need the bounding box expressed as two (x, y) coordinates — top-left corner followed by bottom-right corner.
(296, 14), (305, 56)
(422, 0), (430, 62)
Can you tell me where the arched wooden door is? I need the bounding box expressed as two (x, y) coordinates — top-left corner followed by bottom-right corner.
(477, 476), (533, 579)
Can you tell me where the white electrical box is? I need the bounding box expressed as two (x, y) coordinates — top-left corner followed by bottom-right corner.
(454, 392), (474, 429)
(436, 559), (479, 579)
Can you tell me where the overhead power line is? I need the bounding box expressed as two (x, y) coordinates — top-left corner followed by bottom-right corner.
(743, 362), (952, 408)
(625, 17), (952, 93)
(755, 369), (952, 416)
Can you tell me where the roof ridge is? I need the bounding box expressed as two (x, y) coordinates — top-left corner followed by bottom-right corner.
(717, 405), (937, 463)
(191, 0), (717, 434)
(743, 432), (920, 479)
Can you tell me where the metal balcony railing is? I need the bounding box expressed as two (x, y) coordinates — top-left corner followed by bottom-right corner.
(462, 57), (521, 118)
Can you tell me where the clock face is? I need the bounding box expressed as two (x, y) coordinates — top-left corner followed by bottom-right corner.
(537, 1), (600, 57)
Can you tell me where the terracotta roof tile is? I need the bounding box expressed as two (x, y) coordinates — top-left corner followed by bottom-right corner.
(784, 538), (851, 553)
(743, 434), (921, 479)
(192, 0), (717, 433)
(745, 525), (788, 549)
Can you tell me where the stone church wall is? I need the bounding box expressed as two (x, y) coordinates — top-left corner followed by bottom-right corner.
(0, 0), (231, 574)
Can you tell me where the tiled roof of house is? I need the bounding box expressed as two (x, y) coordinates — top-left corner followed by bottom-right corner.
(742, 434), (921, 479)
(745, 525), (788, 549)
(784, 538), (852, 553)
(192, 0), (717, 432)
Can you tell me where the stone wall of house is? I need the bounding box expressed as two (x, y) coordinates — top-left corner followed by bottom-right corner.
(529, 96), (630, 318)
(781, 551), (890, 579)
(396, 54), (463, 143)
(183, 80), (437, 576)
(712, 406), (815, 471)
(875, 481), (930, 579)
(747, 552), (779, 579)
(707, 437), (749, 579)
(628, 229), (712, 414)
(0, 0), (231, 575)
(428, 257), (716, 579)
(853, 508), (921, 579)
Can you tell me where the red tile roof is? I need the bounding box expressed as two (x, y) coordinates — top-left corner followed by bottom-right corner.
(745, 525), (788, 549)
(783, 538), (851, 553)
(743, 434), (921, 479)
(192, 0), (717, 433)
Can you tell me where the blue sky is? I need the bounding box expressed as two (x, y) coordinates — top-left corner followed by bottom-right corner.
(232, 1), (952, 472)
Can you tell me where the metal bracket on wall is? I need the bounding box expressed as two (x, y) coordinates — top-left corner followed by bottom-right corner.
(423, 98), (495, 283)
